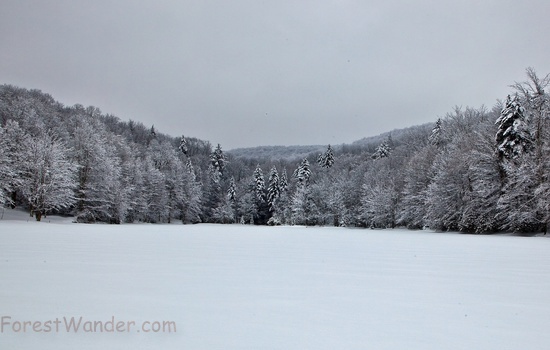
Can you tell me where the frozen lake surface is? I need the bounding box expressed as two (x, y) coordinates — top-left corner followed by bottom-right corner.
(1, 209), (550, 349)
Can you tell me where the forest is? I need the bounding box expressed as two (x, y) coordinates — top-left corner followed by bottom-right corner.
(0, 68), (549, 233)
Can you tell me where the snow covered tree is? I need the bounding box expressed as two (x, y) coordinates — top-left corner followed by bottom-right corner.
(238, 190), (257, 225)
(121, 156), (147, 223)
(210, 143), (226, 175)
(361, 178), (398, 228)
(164, 159), (187, 224)
(0, 127), (16, 206)
(317, 144), (335, 168)
(424, 146), (468, 231)
(21, 132), (77, 221)
(267, 166), (280, 212)
(252, 165), (270, 224)
(179, 135), (188, 155)
(202, 164), (222, 221)
(398, 146), (437, 229)
(141, 156), (169, 223)
(227, 176), (237, 202)
(212, 196), (236, 223)
(290, 184), (319, 226)
(291, 159), (319, 225)
(495, 95), (532, 160)
(496, 69), (550, 233)
(254, 165), (266, 202)
(146, 125), (157, 146)
(293, 158), (311, 186)
(496, 156), (541, 232)
(428, 118), (442, 146)
(71, 118), (126, 223)
(268, 168), (291, 225)
(279, 168), (288, 192)
(324, 177), (348, 226)
(213, 176), (237, 223)
(371, 137), (392, 159)
(181, 160), (202, 223)
(0, 120), (28, 207)
(459, 129), (501, 233)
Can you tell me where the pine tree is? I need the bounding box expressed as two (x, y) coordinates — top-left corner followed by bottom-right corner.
(210, 143), (226, 175)
(279, 168), (288, 192)
(371, 137), (392, 159)
(202, 164), (222, 221)
(227, 176), (237, 202)
(252, 165), (269, 224)
(253, 165), (266, 202)
(293, 158), (311, 186)
(267, 166), (280, 212)
(147, 125), (157, 146)
(317, 144), (335, 168)
(495, 95), (532, 160)
(179, 135), (188, 155)
(428, 118), (442, 146)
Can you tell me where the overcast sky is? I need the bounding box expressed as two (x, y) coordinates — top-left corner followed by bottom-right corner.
(1, 0), (549, 149)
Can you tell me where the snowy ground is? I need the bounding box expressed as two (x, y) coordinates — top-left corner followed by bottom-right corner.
(1, 208), (550, 350)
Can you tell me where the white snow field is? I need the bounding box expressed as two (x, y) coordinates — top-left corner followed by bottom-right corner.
(1, 209), (550, 350)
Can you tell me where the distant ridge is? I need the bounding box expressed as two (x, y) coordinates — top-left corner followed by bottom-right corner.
(228, 123), (434, 160)
(228, 145), (325, 161)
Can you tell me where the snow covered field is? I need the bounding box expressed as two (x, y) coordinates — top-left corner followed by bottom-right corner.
(1, 209), (550, 350)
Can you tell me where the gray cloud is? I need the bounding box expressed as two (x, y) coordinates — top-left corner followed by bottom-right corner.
(1, 0), (549, 149)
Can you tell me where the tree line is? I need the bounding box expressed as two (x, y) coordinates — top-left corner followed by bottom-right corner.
(1, 68), (549, 233)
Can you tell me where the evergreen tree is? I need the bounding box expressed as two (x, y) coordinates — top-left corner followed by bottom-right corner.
(227, 176), (237, 202)
(252, 165), (269, 224)
(202, 164), (222, 221)
(267, 166), (280, 212)
(293, 158), (311, 186)
(254, 165), (266, 202)
(317, 144), (335, 168)
(210, 143), (226, 175)
(495, 95), (532, 160)
(279, 168), (288, 192)
(179, 135), (188, 155)
(428, 118), (442, 146)
(147, 125), (156, 146)
(371, 137), (392, 159)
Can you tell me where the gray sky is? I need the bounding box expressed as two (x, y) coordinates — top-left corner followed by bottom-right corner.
(1, 0), (549, 149)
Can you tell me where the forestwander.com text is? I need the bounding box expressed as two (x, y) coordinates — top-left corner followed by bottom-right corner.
(1, 316), (176, 334)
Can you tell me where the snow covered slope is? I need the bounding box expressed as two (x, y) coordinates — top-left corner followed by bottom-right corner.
(1, 215), (549, 349)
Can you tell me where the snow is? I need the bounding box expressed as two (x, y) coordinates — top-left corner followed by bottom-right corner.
(1, 209), (550, 349)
